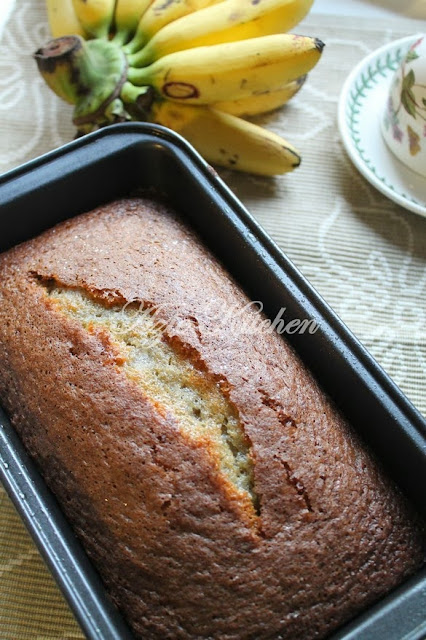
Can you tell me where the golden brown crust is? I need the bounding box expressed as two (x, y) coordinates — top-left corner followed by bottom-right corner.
(0, 197), (424, 640)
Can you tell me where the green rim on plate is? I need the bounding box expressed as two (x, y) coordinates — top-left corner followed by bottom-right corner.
(340, 35), (426, 216)
(345, 44), (424, 208)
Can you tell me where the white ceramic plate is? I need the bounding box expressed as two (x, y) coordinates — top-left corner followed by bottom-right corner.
(338, 35), (426, 218)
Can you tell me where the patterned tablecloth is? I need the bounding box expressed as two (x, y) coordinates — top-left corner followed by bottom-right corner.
(0, 2), (425, 638)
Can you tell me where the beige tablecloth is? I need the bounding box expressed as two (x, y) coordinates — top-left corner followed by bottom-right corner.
(0, 2), (425, 638)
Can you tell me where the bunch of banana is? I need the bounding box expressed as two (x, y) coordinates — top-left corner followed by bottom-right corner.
(36, 0), (324, 175)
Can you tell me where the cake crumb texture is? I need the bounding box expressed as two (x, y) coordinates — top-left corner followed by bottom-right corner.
(44, 284), (258, 516)
(0, 197), (423, 640)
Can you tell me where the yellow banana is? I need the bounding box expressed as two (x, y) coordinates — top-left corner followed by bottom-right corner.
(128, 34), (324, 105)
(130, 0), (314, 66)
(39, 0), (322, 175)
(125, 0), (225, 53)
(71, 0), (116, 37)
(150, 100), (300, 174)
(114, 0), (154, 43)
(46, 0), (86, 38)
(214, 76), (306, 116)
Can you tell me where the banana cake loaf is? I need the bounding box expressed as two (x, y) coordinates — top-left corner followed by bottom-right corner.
(0, 197), (424, 640)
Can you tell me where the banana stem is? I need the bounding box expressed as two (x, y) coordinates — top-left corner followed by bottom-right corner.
(34, 36), (128, 127)
(112, 30), (132, 46)
(121, 81), (149, 101)
(120, 81), (156, 115)
(123, 31), (146, 55)
(34, 36), (86, 104)
(127, 65), (151, 86)
(127, 47), (151, 67)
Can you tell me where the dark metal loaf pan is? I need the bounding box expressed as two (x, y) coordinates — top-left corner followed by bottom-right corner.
(0, 123), (424, 640)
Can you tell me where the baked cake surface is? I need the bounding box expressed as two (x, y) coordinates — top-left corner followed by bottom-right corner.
(0, 197), (423, 639)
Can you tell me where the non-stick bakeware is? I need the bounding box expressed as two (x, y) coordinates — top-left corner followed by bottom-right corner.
(0, 123), (424, 640)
